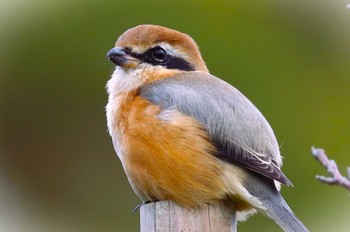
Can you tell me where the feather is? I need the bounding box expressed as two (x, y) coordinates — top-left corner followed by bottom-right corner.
(139, 71), (292, 185)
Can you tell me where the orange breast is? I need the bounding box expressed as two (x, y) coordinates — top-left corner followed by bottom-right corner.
(114, 94), (226, 207)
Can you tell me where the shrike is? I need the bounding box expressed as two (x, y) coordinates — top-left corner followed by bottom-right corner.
(105, 24), (308, 232)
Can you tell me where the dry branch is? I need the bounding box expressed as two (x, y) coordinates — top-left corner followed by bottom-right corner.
(311, 146), (350, 191)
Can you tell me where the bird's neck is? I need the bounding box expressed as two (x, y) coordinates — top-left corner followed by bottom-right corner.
(106, 67), (142, 97)
(105, 66), (182, 138)
(107, 66), (183, 96)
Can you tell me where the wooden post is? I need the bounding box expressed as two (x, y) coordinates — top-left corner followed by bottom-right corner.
(140, 200), (237, 232)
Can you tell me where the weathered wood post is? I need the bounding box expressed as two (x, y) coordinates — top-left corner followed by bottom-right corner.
(140, 200), (237, 232)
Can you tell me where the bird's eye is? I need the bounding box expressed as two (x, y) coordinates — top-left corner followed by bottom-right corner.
(124, 47), (132, 53)
(152, 47), (166, 61)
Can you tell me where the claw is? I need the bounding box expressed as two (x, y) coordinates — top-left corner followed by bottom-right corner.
(132, 201), (152, 215)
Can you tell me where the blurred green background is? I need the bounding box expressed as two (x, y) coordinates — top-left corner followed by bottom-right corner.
(1, 0), (350, 231)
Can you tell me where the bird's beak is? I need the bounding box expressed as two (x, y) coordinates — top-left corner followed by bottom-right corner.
(106, 47), (140, 69)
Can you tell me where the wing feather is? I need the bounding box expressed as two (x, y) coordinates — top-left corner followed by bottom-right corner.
(139, 72), (292, 185)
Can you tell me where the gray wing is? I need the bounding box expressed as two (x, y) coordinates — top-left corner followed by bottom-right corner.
(139, 72), (291, 185)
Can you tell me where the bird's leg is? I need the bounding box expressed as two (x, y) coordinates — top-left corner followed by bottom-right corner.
(132, 200), (153, 214)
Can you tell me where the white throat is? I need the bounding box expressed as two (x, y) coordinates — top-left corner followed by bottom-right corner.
(106, 67), (143, 96)
(105, 67), (143, 158)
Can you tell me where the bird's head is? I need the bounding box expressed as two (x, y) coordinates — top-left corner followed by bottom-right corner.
(106, 25), (208, 73)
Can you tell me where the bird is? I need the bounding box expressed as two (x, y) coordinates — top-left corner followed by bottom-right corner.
(105, 24), (308, 232)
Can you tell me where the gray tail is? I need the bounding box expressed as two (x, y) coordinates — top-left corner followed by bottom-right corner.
(246, 172), (309, 232)
(261, 192), (309, 232)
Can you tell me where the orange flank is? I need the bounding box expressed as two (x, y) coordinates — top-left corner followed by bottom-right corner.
(115, 94), (226, 207)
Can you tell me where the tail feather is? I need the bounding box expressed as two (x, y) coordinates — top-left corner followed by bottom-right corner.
(245, 172), (309, 232)
(261, 193), (309, 232)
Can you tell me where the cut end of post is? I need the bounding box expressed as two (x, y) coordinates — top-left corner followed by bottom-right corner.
(140, 200), (237, 232)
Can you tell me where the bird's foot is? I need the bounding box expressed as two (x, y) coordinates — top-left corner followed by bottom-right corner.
(132, 200), (153, 215)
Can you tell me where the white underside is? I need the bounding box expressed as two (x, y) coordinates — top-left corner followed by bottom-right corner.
(106, 67), (142, 161)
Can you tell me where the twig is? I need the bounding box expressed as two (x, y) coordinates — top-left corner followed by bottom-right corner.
(311, 146), (350, 191)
